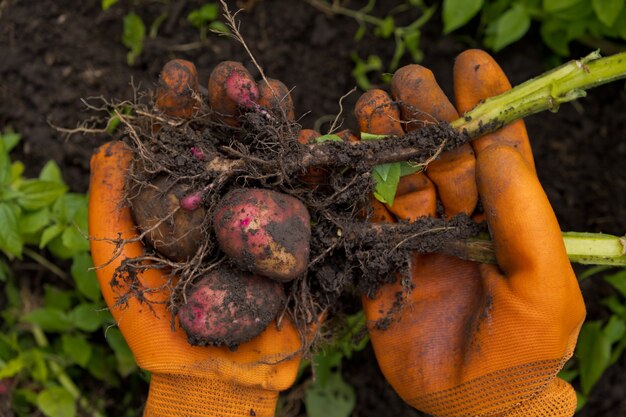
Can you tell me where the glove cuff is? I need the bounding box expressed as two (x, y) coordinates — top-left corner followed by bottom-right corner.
(144, 373), (279, 417)
(501, 378), (577, 417)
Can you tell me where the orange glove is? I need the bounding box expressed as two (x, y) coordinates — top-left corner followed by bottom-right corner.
(356, 50), (586, 416)
(89, 60), (304, 417)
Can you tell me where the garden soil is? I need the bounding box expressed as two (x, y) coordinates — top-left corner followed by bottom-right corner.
(1, 0), (625, 416)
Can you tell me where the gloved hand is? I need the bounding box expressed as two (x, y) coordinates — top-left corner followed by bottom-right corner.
(356, 49), (586, 416)
(89, 60), (304, 417)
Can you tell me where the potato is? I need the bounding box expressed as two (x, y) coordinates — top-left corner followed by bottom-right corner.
(130, 176), (205, 262)
(214, 188), (310, 282)
(177, 267), (285, 347)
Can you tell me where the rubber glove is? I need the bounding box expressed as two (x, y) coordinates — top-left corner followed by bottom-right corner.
(89, 60), (304, 417)
(356, 49), (586, 416)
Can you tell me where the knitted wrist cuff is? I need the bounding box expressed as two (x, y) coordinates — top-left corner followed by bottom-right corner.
(144, 373), (279, 417)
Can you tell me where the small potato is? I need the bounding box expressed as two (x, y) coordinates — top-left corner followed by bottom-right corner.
(130, 176), (205, 262)
(214, 188), (310, 282)
(177, 267), (285, 347)
(155, 59), (199, 118)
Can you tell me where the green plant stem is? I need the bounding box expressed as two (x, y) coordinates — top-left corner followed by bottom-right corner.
(31, 325), (105, 417)
(23, 247), (69, 282)
(450, 51), (626, 136)
(441, 232), (626, 266)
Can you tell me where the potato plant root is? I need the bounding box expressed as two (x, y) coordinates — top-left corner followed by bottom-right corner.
(104, 83), (481, 348)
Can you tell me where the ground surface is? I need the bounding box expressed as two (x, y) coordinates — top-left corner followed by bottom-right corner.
(1, 0), (625, 416)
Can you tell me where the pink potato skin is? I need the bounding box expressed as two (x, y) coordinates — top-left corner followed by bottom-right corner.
(178, 267), (285, 347)
(214, 188), (311, 282)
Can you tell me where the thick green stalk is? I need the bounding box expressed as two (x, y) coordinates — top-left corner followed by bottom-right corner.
(441, 232), (626, 266)
(450, 51), (626, 136)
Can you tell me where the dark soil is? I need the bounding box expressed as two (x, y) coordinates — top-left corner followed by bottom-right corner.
(1, 0), (625, 416)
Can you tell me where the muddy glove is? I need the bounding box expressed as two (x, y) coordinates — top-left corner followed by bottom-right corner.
(356, 49), (586, 416)
(89, 60), (303, 417)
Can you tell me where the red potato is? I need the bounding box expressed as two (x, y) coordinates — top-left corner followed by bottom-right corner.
(178, 267), (285, 347)
(214, 188), (311, 282)
(208, 61), (258, 125)
(130, 176), (205, 262)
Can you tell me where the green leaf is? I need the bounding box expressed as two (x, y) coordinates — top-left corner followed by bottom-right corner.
(305, 372), (356, 417)
(17, 180), (67, 210)
(485, 5), (531, 51)
(315, 134), (343, 143)
(19, 207), (51, 235)
(62, 334), (92, 367)
(70, 303), (102, 332)
(540, 19), (571, 55)
(44, 285), (74, 311)
(71, 253), (101, 302)
(605, 269), (626, 298)
(576, 321), (611, 395)
(404, 29), (423, 64)
(101, 0), (119, 10)
(122, 12), (146, 66)
(0, 202), (23, 258)
(399, 161), (423, 176)
(0, 139), (10, 186)
(11, 160), (24, 183)
(1, 131), (21, 152)
(23, 308), (73, 332)
(27, 348), (48, 382)
(52, 193), (88, 224)
(0, 355), (24, 378)
(208, 21), (230, 35)
(372, 163), (401, 205)
(543, 0), (582, 12)
(39, 160), (65, 185)
(557, 368), (579, 382)
(602, 295), (626, 318)
(593, 0), (624, 26)
(603, 315), (626, 343)
(375, 16), (395, 39)
(443, 0), (484, 33)
(40, 224), (64, 249)
(37, 386), (76, 417)
(374, 163), (392, 182)
(62, 225), (89, 253)
(106, 328), (137, 377)
(188, 3), (219, 28)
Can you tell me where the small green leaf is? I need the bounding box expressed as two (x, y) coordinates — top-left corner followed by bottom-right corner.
(399, 162), (423, 176)
(543, 0), (582, 13)
(39, 160), (65, 185)
(101, 0), (119, 10)
(0, 140), (11, 186)
(28, 348), (48, 382)
(17, 180), (67, 210)
(374, 163), (392, 182)
(603, 315), (626, 343)
(605, 269), (626, 298)
(188, 3), (219, 28)
(372, 163), (401, 205)
(62, 225), (89, 253)
(122, 12), (146, 66)
(19, 207), (51, 235)
(576, 321), (611, 395)
(106, 328), (137, 377)
(11, 160), (24, 183)
(443, 0), (484, 33)
(71, 253), (101, 302)
(44, 285), (74, 311)
(1, 131), (21, 152)
(208, 21), (230, 35)
(540, 19), (571, 55)
(37, 386), (76, 417)
(40, 224), (64, 249)
(557, 368), (579, 382)
(62, 334), (92, 367)
(0, 203), (23, 258)
(305, 372), (356, 417)
(23, 308), (73, 332)
(316, 134), (344, 143)
(485, 5), (531, 51)
(70, 303), (102, 332)
(404, 30), (423, 64)
(0, 356), (24, 378)
(376, 16), (395, 39)
(592, 0), (624, 26)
